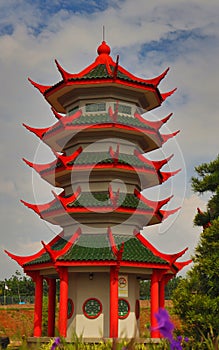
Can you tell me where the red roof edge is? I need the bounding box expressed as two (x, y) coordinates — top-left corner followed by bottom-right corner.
(135, 230), (188, 265)
(107, 227), (118, 256)
(51, 107), (65, 120)
(23, 123), (49, 140)
(55, 59), (74, 81)
(174, 259), (192, 271)
(41, 227), (81, 262)
(160, 168), (181, 183)
(161, 130), (180, 144)
(149, 67), (170, 87)
(28, 77), (51, 95)
(161, 88), (177, 102)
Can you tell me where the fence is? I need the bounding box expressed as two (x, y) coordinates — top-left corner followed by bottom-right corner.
(0, 295), (34, 305)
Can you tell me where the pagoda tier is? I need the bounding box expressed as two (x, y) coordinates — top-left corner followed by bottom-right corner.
(5, 229), (191, 276)
(21, 188), (179, 230)
(28, 40), (176, 113)
(23, 107), (179, 153)
(23, 148), (180, 189)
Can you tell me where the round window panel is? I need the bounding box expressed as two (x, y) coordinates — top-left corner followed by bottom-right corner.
(83, 298), (102, 319)
(67, 298), (74, 319)
(118, 298), (130, 319)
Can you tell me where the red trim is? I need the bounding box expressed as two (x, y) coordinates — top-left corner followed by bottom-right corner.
(110, 267), (118, 337)
(47, 278), (56, 337)
(150, 270), (160, 338)
(134, 112), (172, 130)
(135, 231), (188, 265)
(118, 298), (130, 319)
(161, 88), (177, 101)
(51, 107), (64, 120)
(28, 77), (51, 94)
(83, 298), (102, 319)
(161, 130), (180, 144)
(33, 272), (43, 337)
(58, 267), (68, 337)
(41, 227), (81, 262)
(23, 123), (50, 140)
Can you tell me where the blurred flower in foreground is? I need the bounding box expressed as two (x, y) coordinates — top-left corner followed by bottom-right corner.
(51, 337), (61, 350)
(153, 308), (189, 350)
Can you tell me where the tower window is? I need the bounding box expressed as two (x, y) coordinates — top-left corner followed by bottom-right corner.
(85, 103), (106, 113)
(113, 104), (132, 115)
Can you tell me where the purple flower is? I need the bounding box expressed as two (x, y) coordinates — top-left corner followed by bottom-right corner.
(170, 338), (182, 350)
(51, 337), (61, 350)
(153, 308), (174, 340)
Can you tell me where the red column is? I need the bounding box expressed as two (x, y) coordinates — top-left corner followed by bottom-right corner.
(58, 267), (68, 337)
(150, 270), (160, 338)
(47, 278), (56, 337)
(109, 267), (119, 338)
(33, 272), (43, 337)
(159, 278), (165, 309)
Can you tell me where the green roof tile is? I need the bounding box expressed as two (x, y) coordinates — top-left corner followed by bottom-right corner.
(67, 192), (152, 211)
(67, 152), (153, 169)
(67, 113), (154, 131)
(24, 233), (167, 266)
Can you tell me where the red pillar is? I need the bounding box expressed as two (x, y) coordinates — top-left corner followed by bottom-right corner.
(47, 278), (56, 337)
(110, 267), (119, 338)
(159, 278), (165, 309)
(33, 272), (43, 337)
(150, 270), (160, 338)
(58, 267), (68, 337)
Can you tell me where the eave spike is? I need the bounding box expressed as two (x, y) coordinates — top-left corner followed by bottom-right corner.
(23, 157), (57, 174)
(149, 67), (170, 86)
(161, 169), (181, 183)
(174, 259), (192, 271)
(28, 78), (51, 94)
(160, 207), (181, 220)
(135, 231), (188, 265)
(161, 130), (180, 144)
(134, 189), (173, 211)
(23, 123), (49, 140)
(134, 112), (173, 130)
(51, 107), (65, 120)
(161, 88), (177, 102)
(55, 59), (74, 81)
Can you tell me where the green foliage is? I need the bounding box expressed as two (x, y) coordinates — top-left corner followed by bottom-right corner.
(173, 155), (219, 344)
(192, 155), (219, 226)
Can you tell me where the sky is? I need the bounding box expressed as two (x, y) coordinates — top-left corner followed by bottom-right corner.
(0, 0), (219, 280)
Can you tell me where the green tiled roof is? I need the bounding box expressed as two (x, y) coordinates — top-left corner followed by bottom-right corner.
(40, 152), (154, 175)
(41, 192), (153, 216)
(24, 233), (167, 266)
(24, 237), (67, 266)
(68, 64), (153, 88)
(66, 113), (154, 131)
(67, 192), (152, 211)
(67, 152), (153, 169)
(43, 112), (154, 138)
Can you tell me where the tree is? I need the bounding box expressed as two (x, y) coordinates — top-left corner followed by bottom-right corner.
(172, 156), (219, 343)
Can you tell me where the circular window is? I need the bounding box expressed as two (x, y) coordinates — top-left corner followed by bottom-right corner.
(67, 298), (74, 319)
(118, 298), (130, 319)
(83, 298), (102, 319)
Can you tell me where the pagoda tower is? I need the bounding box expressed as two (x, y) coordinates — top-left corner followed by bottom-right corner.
(6, 40), (190, 339)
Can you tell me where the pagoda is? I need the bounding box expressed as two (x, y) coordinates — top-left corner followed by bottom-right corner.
(6, 40), (191, 339)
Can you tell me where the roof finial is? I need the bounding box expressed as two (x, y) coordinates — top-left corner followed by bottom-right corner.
(103, 25), (105, 42)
